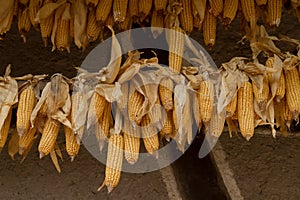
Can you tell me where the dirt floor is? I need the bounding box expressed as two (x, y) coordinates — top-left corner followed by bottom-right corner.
(1, 7), (300, 200)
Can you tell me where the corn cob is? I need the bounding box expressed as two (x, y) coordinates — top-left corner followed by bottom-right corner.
(99, 103), (113, 138)
(267, 0), (282, 27)
(209, 0), (224, 17)
(179, 0), (194, 34)
(123, 119), (140, 164)
(160, 110), (175, 140)
(64, 125), (80, 161)
(38, 118), (60, 158)
(96, 0), (113, 25)
(139, 0), (153, 21)
(18, 7), (31, 43)
(223, 0), (239, 27)
(151, 9), (164, 39)
(86, 0), (100, 9)
(17, 86), (36, 137)
(55, 17), (71, 52)
(128, 87), (144, 125)
(281, 97), (293, 129)
(159, 77), (174, 111)
(40, 0), (55, 47)
(91, 91), (108, 121)
(0, 109), (12, 152)
(240, 0), (256, 22)
(98, 134), (124, 193)
(118, 14), (132, 31)
(198, 81), (214, 126)
(0, 2), (15, 37)
(19, 126), (37, 155)
(141, 114), (159, 154)
(167, 26), (185, 74)
(113, 0), (129, 23)
(28, 0), (41, 29)
(192, 91), (202, 130)
(252, 78), (269, 111)
(203, 7), (217, 49)
(128, 0), (139, 19)
(256, 0), (268, 6)
(226, 94), (237, 118)
(206, 105), (225, 137)
(87, 9), (101, 42)
(284, 67), (300, 121)
(149, 97), (163, 129)
(237, 82), (255, 141)
(154, 0), (168, 13)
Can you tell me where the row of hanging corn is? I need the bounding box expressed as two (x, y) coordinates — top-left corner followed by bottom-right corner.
(1, 0), (299, 51)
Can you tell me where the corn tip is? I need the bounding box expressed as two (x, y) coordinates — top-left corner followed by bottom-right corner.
(39, 151), (45, 159)
(19, 147), (25, 155)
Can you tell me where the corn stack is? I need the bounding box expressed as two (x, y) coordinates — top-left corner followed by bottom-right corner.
(203, 7), (217, 49)
(96, 0), (113, 25)
(222, 0), (239, 27)
(267, 0), (282, 27)
(179, 0), (194, 34)
(98, 134), (124, 193)
(237, 82), (255, 141)
(141, 114), (159, 155)
(123, 119), (140, 165)
(64, 125), (80, 161)
(154, 0), (168, 14)
(87, 9), (101, 42)
(252, 78), (270, 111)
(0, 109), (12, 152)
(198, 81), (214, 126)
(38, 118), (61, 158)
(284, 67), (300, 122)
(113, 0), (129, 23)
(167, 26), (185, 74)
(40, 0), (55, 47)
(28, 0), (41, 29)
(17, 86), (36, 137)
(209, 0), (224, 17)
(159, 77), (174, 111)
(18, 7), (31, 43)
(128, 87), (144, 125)
(19, 126), (37, 155)
(138, 0), (153, 22)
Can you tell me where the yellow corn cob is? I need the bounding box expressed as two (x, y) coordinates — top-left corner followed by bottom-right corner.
(139, 0), (153, 21)
(128, 0), (139, 19)
(141, 114), (159, 154)
(203, 7), (217, 49)
(28, 0), (41, 29)
(0, 109), (12, 152)
(256, 0), (268, 6)
(18, 7), (31, 43)
(252, 78), (269, 111)
(86, 0), (100, 9)
(267, 0), (282, 27)
(284, 67), (300, 121)
(38, 118), (60, 158)
(87, 9), (101, 42)
(98, 134), (124, 193)
(40, 2), (54, 47)
(209, 0), (224, 17)
(17, 86), (36, 137)
(160, 110), (175, 140)
(226, 94), (237, 118)
(167, 26), (185, 74)
(128, 88), (144, 125)
(179, 0), (194, 34)
(113, 0), (129, 23)
(240, 0), (256, 22)
(154, 0), (168, 13)
(99, 103), (113, 138)
(223, 0), (239, 27)
(96, 0), (113, 24)
(198, 81), (214, 125)
(237, 82), (255, 141)
(206, 105), (225, 137)
(64, 125), (80, 161)
(19, 126), (37, 155)
(55, 17), (70, 53)
(281, 97), (293, 129)
(20, 0), (29, 5)
(159, 77), (174, 111)
(123, 119), (140, 164)
(118, 14), (132, 31)
(91, 91), (108, 121)
(151, 9), (164, 38)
